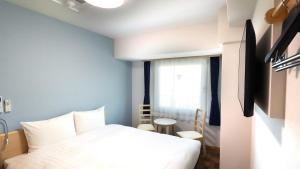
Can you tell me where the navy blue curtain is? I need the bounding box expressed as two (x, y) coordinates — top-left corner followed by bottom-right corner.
(143, 61), (151, 108)
(209, 57), (220, 126)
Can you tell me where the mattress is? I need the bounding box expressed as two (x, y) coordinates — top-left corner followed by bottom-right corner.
(5, 124), (200, 169)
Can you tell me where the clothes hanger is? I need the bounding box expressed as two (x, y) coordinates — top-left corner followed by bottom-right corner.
(265, 0), (299, 24)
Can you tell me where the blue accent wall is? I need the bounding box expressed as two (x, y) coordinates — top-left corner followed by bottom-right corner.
(0, 1), (132, 130)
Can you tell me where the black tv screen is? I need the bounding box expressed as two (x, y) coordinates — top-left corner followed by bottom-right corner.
(238, 19), (256, 117)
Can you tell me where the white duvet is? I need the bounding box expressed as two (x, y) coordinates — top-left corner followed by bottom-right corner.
(5, 125), (200, 169)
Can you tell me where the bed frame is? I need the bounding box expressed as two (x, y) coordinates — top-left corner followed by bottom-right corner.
(0, 130), (28, 168)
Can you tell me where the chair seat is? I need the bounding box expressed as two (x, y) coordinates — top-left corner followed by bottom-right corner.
(137, 124), (155, 131)
(177, 131), (203, 140)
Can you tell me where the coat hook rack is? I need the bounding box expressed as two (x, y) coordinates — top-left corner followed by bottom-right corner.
(264, 5), (300, 71)
(272, 53), (300, 71)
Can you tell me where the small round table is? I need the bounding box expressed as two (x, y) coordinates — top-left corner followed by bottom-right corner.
(154, 118), (177, 135)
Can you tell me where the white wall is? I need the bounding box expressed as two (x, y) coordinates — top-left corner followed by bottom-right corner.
(250, 0), (300, 169)
(250, 105), (284, 169)
(283, 35), (300, 168)
(131, 61), (144, 128)
(251, 36), (300, 169)
(218, 6), (253, 169)
(250, 0), (283, 169)
(115, 23), (220, 60)
(217, 7), (245, 43)
(220, 43), (252, 169)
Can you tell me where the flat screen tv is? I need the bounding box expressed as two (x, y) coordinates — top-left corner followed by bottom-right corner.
(238, 19), (256, 117)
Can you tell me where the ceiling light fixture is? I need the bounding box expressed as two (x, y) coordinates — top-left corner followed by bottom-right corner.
(51, 0), (63, 5)
(85, 0), (124, 9)
(67, 0), (79, 12)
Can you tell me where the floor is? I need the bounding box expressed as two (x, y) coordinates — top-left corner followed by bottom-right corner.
(194, 146), (220, 169)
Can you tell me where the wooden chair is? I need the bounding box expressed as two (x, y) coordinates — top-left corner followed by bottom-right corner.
(137, 104), (155, 132)
(176, 109), (207, 155)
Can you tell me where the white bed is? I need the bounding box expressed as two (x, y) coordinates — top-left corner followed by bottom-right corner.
(4, 124), (200, 169)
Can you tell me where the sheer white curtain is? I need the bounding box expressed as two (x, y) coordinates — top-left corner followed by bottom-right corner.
(151, 57), (209, 123)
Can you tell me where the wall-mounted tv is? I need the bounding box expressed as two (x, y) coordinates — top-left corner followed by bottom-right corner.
(238, 19), (256, 117)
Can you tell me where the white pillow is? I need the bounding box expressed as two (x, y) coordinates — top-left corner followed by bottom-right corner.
(73, 106), (105, 135)
(21, 112), (76, 153)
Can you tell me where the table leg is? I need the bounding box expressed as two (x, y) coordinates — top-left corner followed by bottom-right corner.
(172, 125), (175, 135)
(166, 126), (170, 135)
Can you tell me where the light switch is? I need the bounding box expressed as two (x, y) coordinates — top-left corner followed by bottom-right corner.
(4, 99), (12, 113)
(0, 96), (3, 112)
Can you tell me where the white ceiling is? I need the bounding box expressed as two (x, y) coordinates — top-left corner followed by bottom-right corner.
(6, 0), (225, 38)
(226, 0), (257, 26)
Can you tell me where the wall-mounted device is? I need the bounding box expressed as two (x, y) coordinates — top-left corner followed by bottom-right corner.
(0, 96), (4, 113)
(238, 19), (256, 117)
(4, 99), (12, 113)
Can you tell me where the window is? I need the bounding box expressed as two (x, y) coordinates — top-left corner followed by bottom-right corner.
(151, 57), (209, 121)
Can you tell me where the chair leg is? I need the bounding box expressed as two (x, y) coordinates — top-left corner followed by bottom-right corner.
(202, 139), (206, 156)
(165, 126), (169, 134)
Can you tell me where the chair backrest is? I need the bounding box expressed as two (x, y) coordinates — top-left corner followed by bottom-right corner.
(138, 104), (152, 124)
(194, 109), (206, 135)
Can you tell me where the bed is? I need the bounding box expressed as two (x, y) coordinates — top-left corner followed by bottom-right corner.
(1, 124), (200, 169)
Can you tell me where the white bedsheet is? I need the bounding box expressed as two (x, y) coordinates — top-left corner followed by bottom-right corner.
(5, 124), (200, 169)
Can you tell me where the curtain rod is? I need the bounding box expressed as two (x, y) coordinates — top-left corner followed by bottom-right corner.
(144, 55), (221, 62)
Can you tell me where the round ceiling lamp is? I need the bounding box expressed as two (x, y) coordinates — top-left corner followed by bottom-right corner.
(85, 0), (124, 8)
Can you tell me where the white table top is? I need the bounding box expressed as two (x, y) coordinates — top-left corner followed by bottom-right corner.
(154, 118), (176, 126)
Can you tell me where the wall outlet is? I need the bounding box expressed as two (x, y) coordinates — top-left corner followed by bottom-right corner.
(4, 99), (12, 113)
(0, 96), (3, 112)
